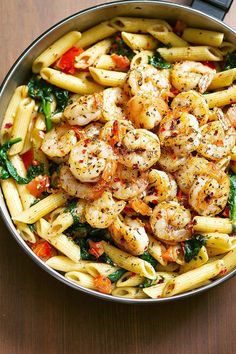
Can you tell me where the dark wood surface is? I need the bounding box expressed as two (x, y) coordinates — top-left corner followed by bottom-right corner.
(0, 1), (236, 353)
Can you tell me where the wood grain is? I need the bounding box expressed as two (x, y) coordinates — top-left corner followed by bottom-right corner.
(0, 1), (236, 353)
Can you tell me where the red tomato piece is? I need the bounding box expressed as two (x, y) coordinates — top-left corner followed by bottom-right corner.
(201, 61), (216, 69)
(94, 275), (112, 294)
(57, 47), (84, 74)
(27, 175), (50, 198)
(31, 240), (57, 261)
(222, 206), (230, 218)
(88, 240), (104, 259)
(111, 54), (130, 70)
(21, 149), (34, 170)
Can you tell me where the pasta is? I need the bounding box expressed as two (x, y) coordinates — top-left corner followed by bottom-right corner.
(1, 16), (236, 300)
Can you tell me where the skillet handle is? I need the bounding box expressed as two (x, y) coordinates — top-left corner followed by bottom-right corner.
(191, 0), (233, 20)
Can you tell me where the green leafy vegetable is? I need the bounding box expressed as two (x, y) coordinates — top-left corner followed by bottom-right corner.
(229, 174), (236, 221)
(140, 251), (157, 269)
(148, 52), (172, 69)
(28, 76), (69, 131)
(110, 36), (135, 60)
(27, 163), (44, 179)
(28, 223), (36, 233)
(107, 268), (126, 282)
(184, 234), (206, 262)
(140, 278), (158, 288)
(65, 199), (80, 225)
(224, 53), (236, 71)
(76, 238), (96, 261)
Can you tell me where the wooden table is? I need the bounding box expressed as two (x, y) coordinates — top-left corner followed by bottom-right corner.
(0, 1), (236, 353)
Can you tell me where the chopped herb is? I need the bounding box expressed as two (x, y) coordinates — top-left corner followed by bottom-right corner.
(108, 268), (126, 282)
(224, 53), (236, 70)
(110, 36), (135, 60)
(140, 277), (157, 288)
(184, 234), (206, 262)
(229, 174), (236, 221)
(140, 251), (157, 269)
(98, 253), (114, 266)
(28, 76), (69, 131)
(65, 199), (80, 225)
(28, 223), (36, 233)
(49, 162), (60, 188)
(148, 52), (172, 69)
(27, 163), (44, 179)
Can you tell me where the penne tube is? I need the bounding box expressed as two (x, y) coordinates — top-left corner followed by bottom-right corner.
(231, 146), (236, 161)
(110, 17), (172, 33)
(208, 69), (236, 90)
(207, 248), (227, 257)
(193, 216), (234, 234)
(156, 263), (180, 272)
(21, 111), (36, 154)
(112, 287), (148, 299)
(32, 31), (81, 73)
(75, 39), (112, 69)
(180, 246), (209, 273)
(205, 85), (236, 108)
(9, 98), (35, 155)
(13, 192), (68, 224)
(16, 223), (37, 243)
(182, 28), (224, 47)
(142, 282), (166, 298)
(1, 85), (28, 144)
(121, 32), (158, 51)
(89, 67), (127, 87)
(215, 156), (231, 171)
(75, 21), (117, 49)
(116, 272), (144, 287)
(148, 24), (188, 47)
(65, 271), (95, 290)
(0, 178), (23, 217)
(46, 256), (88, 272)
(85, 263), (119, 278)
(163, 260), (224, 297)
(203, 233), (233, 251)
(148, 235), (167, 266)
(220, 248), (236, 274)
(157, 46), (223, 62)
(219, 41), (236, 55)
(102, 242), (156, 279)
(36, 218), (80, 262)
(95, 54), (116, 70)
(40, 68), (103, 94)
(130, 50), (153, 69)
(48, 212), (73, 238)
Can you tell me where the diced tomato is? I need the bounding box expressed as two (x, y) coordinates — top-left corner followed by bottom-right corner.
(216, 140), (224, 147)
(21, 149), (34, 170)
(27, 175), (50, 198)
(111, 54), (130, 70)
(170, 87), (180, 96)
(162, 246), (174, 262)
(88, 240), (104, 259)
(56, 47), (84, 74)
(71, 125), (85, 139)
(31, 240), (57, 261)
(201, 61), (216, 70)
(222, 206), (230, 218)
(173, 20), (186, 35)
(94, 274), (112, 294)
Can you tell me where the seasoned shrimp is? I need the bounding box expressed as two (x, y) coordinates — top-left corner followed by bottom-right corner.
(69, 138), (117, 183)
(158, 148), (188, 173)
(126, 64), (170, 96)
(150, 201), (191, 242)
(63, 93), (103, 126)
(119, 129), (160, 171)
(102, 87), (128, 121)
(144, 169), (177, 204)
(226, 104), (236, 128)
(99, 119), (133, 147)
(111, 164), (148, 200)
(59, 166), (106, 200)
(83, 122), (103, 139)
(171, 90), (209, 126)
(171, 61), (215, 93)
(85, 191), (126, 228)
(109, 216), (149, 256)
(127, 93), (168, 129)
(189, 171), (230, 216)
(158, 112), (201, 155)
(41, 125), (77, 158)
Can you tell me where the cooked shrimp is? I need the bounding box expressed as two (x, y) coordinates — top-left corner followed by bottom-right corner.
(69, 138), (117, 183)
(158, 112), (201, 155)
(59, 166), (106, 200)
(127, 93), (168, 129)
(171, 61), (215, 93)
(41, 125), (77, 158)
(126, 64), (170, 96)
(85, 191), (126, 228)
(109, 216), (149, 256)
(119, 129), (160, 171)
(150, 201), (191, 242)
(63, 93), (103, 126)
(99, 119), (133, 147)
(144, 169), (177, 204)
(226, 104), (236, 128)
(171, 90), (209, 126)
(189, 171), (230, 216)
(83, 122), (103, 138)
(111, 164), (148, 200)
(158, 148), (188, 173)
(102, 87), (128, 121)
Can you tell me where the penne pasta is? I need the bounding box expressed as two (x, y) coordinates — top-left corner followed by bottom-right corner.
(203, 233), (233, 251)
(112, 287), (147, 299)
(193, 216), (234, 234)
(75, 39), (112, 69)
(180, 246), (209, 273)
(121, 32), (158, 51)
(47, 211), (73, 238)
(89, 67), (127, 87)
(95, 54), (117, 70)
(16, 223), (37, 243)
(85, 263), (119, 277)
(46, 256), (89, 272)
(219, 41), (236, 55)
(148, 24), (188, 47)
(158, 46), (223, 62)
(208, 69), (236, 90)
(130, 50), (153, 69)
(205, 85), (236, 108)
(65, 271), (95, 289)
(116, 271), (144, 287)
(110, 17), (172, 33)
(32, 31), (81, 73)
(182, 28), (224, 47)
(0, 178), (23, 217)
(148, 235), (167, 266)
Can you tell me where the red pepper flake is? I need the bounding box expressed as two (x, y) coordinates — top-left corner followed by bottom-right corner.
(201, 61), (216, 70)
(4, 122), (13, 129)
(79, 160), (84, 163)
(218, 268), (227, 276)
(222, 206), (230, 218)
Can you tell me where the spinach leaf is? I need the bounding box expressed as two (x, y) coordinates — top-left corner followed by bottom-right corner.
(98, 253), (114, 266)
(229, 174), (236, 221)
(76, 238), (96, 261)
(108, 268), (126, 283)
(65, 199), (80, 225)
(184, 234), (206, 262)
(140, 251), (157, 269)
(140, 278), (157, 288)
(148, 52), (172, 69)
(27, 163), (44, 179)
(110, 36), (135, 60)
(28, 76), (69, 131)
(224, 53), (236, 71)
